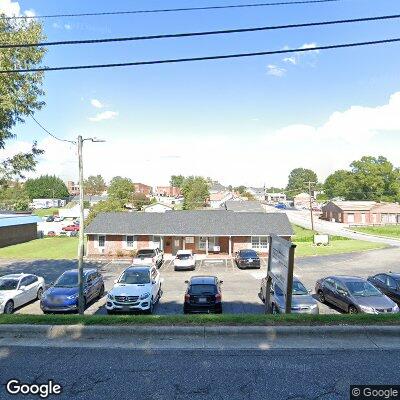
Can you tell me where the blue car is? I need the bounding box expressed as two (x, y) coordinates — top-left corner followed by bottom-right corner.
(275, 203), (287, 209)
(40, 269), (105, 313)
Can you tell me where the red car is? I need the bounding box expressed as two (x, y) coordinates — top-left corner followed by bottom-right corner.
(62, 225), (80, 232)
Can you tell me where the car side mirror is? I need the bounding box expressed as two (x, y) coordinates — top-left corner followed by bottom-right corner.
(220, 280), (223, 284)
(184, 280), (189, 284)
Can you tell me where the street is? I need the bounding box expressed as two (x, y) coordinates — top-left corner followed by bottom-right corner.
(0, 345), (399, 399)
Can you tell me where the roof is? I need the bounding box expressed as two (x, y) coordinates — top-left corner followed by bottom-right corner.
(190, 276), (217, 284)
(0, 273), (30, 279)
(331, 275), (365, 282)
(326, 201), (377, 211)
(371, 203), (400, 213)
(85, 210), (294, 236)
(0, 214), (41, 228)
(142, 203), (173, 210)
(225, 200), (264, 212)
(209, 191), (233, 202)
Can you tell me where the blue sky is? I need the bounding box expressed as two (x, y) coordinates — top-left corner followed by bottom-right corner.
(3, 0), (400, 186)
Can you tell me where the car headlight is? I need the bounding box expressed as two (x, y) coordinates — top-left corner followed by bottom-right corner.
(107, 294), (114, 301)
(393, 304), (399, 313)
(359, 305), (374, 313)
(310, 304), (318, 309)
(140, 292), (150, 300)
(67, 294), (78, 300)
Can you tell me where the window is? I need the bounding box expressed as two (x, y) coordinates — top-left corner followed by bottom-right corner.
(98, 235), (106, 248)
(347, 213), (355, 223)
(251, 236), (268, 250)
(198, 237), (207, 250)
(386, 276), (398, 290)
(375, 274), (386, 283)
(126, 235), (135, 248)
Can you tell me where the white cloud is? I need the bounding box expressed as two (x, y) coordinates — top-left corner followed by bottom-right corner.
(283, 56), (297, 65)
(64, 24), (71, 30)
(88, 111), (118, 122)
(90, 99), (103, 109)
(300, 42), (320, 54)
(24, 9), (35, 17)
(0, 0), (20, 17)
(267, 64), (286, 77)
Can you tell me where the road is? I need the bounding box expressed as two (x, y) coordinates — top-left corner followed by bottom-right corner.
(0, 345), (399, 399)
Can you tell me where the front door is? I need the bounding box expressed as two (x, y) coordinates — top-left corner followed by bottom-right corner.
(172, 238), (181, 255)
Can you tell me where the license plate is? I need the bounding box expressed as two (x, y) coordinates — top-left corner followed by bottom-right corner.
(198, 297), (207, 303)
(248, 259), (253, 262)
(121, 306), (131, 311)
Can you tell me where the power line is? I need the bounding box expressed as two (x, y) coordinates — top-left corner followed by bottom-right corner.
(0, 0), (346, 20)
(2, 14), (398, 49)
(1, 37), (399, 74)
(30, 115), (76, 144)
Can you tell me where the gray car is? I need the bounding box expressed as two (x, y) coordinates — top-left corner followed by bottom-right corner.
(260, 277), (319, 314)
(315, 275), (400, 314)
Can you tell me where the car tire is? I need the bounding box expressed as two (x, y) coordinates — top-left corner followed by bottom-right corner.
(146, 299), (154, 315)
(318, 290), (326, 304)
(157, 285), (162, 302)
(348, 305), (358, 314)
(98, 285), (105, 299)
(36, 287), (43, 300)
(107, 310), (115, 315)
(4, 300), (14, 314)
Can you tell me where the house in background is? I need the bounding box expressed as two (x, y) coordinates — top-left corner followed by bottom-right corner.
(133, 183), (152, 196)
(67, 181), (80, 196)
(293, 193), (311, 209)
(209, 191), (235, 208)
(155, 186), (181, 197)
(0, 212), (41, 248)
(143, 203), (173, 213)
(266, 192), (287, 204)
(322, 201), (400, 225)
(85, 210), (293, 257)
(246, 187), (266, 201)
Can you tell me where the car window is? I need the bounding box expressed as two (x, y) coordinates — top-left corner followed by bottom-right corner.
(119, 269), (150, 284)
(0, 278), (19, 290)
(20, 276), (31, 287)
(374, 274), (386, 284)
(324, 278), (335, 289)
(386, 276), (397, 289)
(335, 281), (348, 294)
(274, 284), (284, 296)
(346, 281), (382, 297)
(151, 269), (157, 280)
(29, 276), (38, 284)
(137, 250), (155, 257)
(189, 284), (217, 295)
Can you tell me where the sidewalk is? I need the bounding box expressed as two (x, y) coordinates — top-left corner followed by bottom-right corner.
(1, 324), (399, 350)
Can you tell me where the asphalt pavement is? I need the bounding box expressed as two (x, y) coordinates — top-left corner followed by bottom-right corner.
(0, 345), (399, 399)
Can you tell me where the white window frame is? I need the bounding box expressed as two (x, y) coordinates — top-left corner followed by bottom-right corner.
(96, 235), (106, 249)
(198, 237), (207, 250)
(251, 236), (269, 250)
(124, 235), (136, 249)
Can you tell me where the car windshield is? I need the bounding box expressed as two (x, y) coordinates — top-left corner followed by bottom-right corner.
(177, 253), (191, 260)
(240, 250), (257, 257)
(292, 281), (308, 295)
(189, 284), (217, 295)
(137, 250), (155, 257)
(346, 281), (382, 297)
(119, 270), (150, 284)
(54, 273), (78, 288)
(0, 278), (19, 290)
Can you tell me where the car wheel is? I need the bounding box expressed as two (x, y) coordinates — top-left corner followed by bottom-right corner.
(98, 285), (105, 299)
(4, 300), (14, 314)
(36, 287), (43, 300)
(348, 305), (358, 314)
(157, 285), (162, 302)
(146, 299), (154, 315)
(318, 290), (326, 304)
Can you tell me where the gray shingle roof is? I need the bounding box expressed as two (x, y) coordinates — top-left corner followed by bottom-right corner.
(224, 200), (265, 212)
(85, 210), (293, 236)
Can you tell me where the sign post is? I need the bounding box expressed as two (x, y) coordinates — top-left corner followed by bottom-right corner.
(265, 235), (296, 314)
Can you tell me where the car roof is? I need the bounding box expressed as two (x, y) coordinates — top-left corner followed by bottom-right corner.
(177, 250), (192, 254)
(0, 273), (31, 280)
(330, 275), (365, 282)
(64, 269), (97, 275)
(190, 276), (217, 285)
(387, 273), (400, 279)
(126, 265), (152, 271)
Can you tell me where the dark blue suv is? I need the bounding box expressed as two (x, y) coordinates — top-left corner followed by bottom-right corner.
(40, 269), (105, 313)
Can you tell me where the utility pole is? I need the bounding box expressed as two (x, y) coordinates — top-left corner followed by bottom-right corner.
(307, 181), (316, 231)
(77, 135), (105, 315)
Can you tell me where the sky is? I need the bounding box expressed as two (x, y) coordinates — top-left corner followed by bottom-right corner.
(1, 0), (400, 187)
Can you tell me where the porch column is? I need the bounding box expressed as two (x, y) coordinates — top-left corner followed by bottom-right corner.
(228, 236), (232, 256)
(183, 237), (186, 250)
(161, 236), (164, 251)
(206, 237), (209, 256)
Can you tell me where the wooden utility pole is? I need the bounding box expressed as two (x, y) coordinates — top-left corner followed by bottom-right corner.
(307, 181), (316, 231)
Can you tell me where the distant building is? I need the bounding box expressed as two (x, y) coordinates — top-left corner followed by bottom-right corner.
(133, 183), (152, 196)
(266, 193), (287, 204)
(31, 199), (66, 209)
(155, 186), (181, 197)
(209, 191), (235, 209)
(0, 212), (41, 248)
(67, 181), (80, 196)
(294, 193), (311, 209)
(143, 203), (174, 213)
(246, 187), (266, 201)
(71, 195), (108, 206)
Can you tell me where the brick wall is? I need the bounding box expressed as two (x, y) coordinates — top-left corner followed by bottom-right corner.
(232, 236), (251, 253)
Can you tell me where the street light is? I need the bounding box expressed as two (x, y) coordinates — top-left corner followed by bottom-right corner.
(77, 135), (106, 315)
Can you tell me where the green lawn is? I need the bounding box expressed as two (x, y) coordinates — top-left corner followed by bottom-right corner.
(294, 240), (387, 257)
(0, 237), (78, 259)
(292, 224), (316, 242)
(32, 208), (59, 218)
(353, 225), (400, 239)
(1, 313), (400, 326)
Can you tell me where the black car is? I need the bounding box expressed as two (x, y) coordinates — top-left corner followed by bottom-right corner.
(368, 273), (400, 304)
(234, 249), (261, 269)
(183, 276), (223, 314)
(45, 216), (54, 222)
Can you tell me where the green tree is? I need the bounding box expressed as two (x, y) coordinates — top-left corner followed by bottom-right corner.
(85, 199), (125, 226)
(286, 168), (318, 195)
(241, 191), (256, 200)
(182, 176), (210, 210)
(324, 170), (357, 200)
(169, 175), (185, 188)
(0, 17), (46, 187)
(234, 185), (247, 194)
(24, 175), (69, 199)
(83, 175), (107, 196)
(107, 176), (134, 203)
(131, 193), (151, 210)
(0, 182), (29, 210)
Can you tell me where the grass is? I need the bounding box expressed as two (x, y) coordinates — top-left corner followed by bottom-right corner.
(1, 313), (400, 326)
(0, 237), (78, 260)
(353, 225), (400, 239)
(32, 208), (59, 218)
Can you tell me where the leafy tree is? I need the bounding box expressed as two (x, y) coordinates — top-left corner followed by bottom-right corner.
(0, 17), (46, 187)
(24, 175), (69, 199)
(131, 193), (151, 210)
(241, 191), (256, 201)
(107, 176), (134, 203)
(234, 185), (247, 194)
(85, 199), (125, 226)
(83, 175), (107, 196)
(324, 170), (357, 200)
(0, 182), (29, 210)
(286, 168), (318, 195)
(182, 176), (210, 210)
(169, 175), (185, 188)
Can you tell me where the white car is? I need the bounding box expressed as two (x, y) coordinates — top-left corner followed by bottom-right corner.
(133, 248), (164, 268)
(106, 265), (161, 314)
(174, 250), (196, 271)
(0, 273), (45, 314)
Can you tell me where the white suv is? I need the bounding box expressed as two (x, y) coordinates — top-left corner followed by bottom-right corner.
(133, 248), (164, 268)
(106, 265), (161, 314)
(174, 250), (196, 271)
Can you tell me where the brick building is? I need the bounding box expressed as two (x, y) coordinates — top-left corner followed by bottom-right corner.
(0, 213), (40, 248)
(67, 181), (80, 196)
(133, 183), (152, 196)
(321, 201), (400, 225)
(155, 186), (181, 197)
(85, 210), (293, 257)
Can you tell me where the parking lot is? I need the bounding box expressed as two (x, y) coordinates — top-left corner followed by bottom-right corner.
(0, 246), (398, 316)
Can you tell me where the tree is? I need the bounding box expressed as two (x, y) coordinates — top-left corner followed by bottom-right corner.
(241, 191), (256, 200)
(286, 168), (318, 195)
(0, 182), (29, 210)
(234, 185), (247, 194)
(181, 176), (210, 210)
(83, 175), (107, 196)
(107, 176), (134, 203)
(85, 199), (125, 226)
(0, 17), (46, 187)
(131, 193), (151, 210)
(169, 175), (185, 188)
(24, 175), (69, 199)
(324, 170), (357, 200)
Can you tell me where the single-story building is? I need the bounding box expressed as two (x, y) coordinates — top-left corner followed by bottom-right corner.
(209, 191), (235, 208)
(0, 212), (41, 248)
(85, 210), (293, 257)
(321, 201), (400, 225)
(293, 193), (311, 209)
(224, 200), (265, 212)
(142, 203), (173, 213)
(266, 192), (287, 204)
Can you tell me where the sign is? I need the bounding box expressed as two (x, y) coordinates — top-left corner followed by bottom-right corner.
(265, 235), (296, 314)
(314, 234), (329, 246)
(185, 237), (194, 244)
(213, 246), (220, 252)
